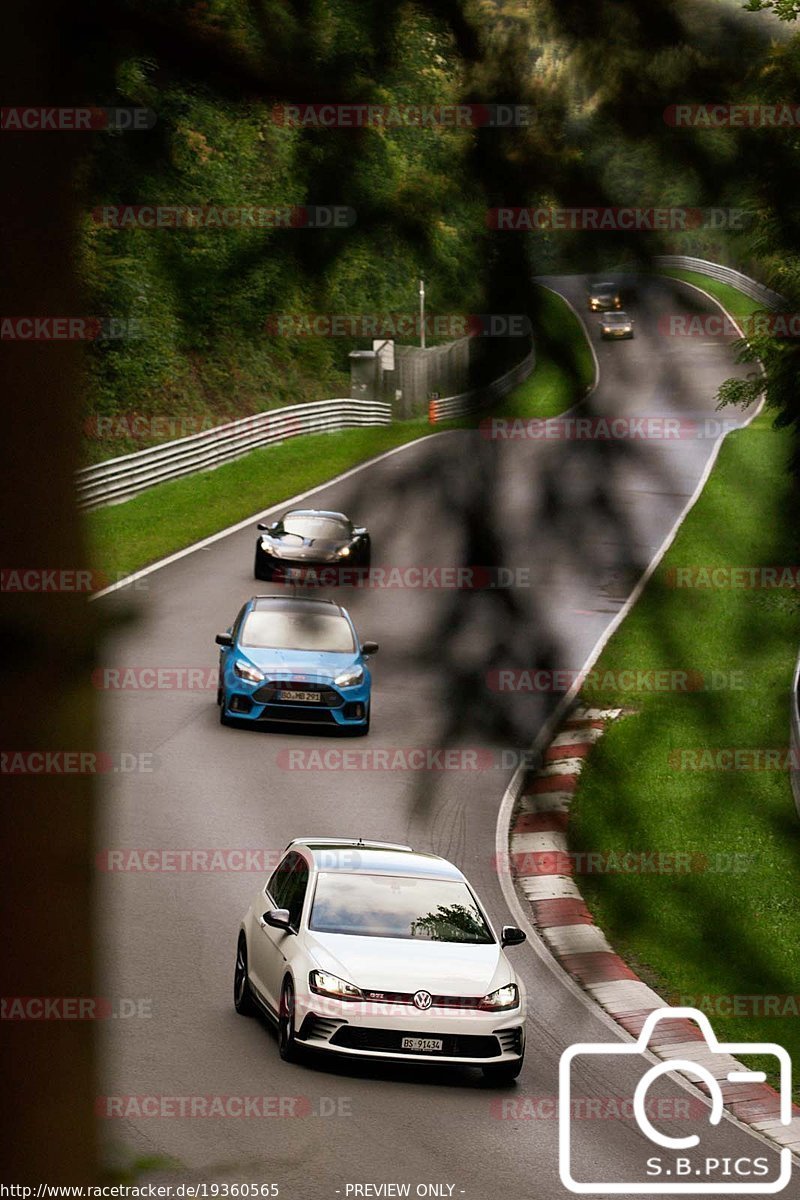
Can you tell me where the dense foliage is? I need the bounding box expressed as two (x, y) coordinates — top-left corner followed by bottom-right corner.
(78, 0), (800, 470)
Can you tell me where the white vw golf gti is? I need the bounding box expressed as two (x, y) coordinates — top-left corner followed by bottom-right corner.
(235, 838), (527, 1082)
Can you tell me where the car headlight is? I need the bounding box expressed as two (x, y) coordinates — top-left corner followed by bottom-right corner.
(233, 659), (264, 684)
(334, 666), (364, 688)
(337, 545), (351, 558)
(478, 983), (519, 1011)
(309, 970), (363, 1001)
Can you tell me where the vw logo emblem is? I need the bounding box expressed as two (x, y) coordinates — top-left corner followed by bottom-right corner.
(413, 990), (432, 1010)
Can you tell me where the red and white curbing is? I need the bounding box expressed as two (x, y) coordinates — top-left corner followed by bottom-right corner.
(510, 704), (800, 1157)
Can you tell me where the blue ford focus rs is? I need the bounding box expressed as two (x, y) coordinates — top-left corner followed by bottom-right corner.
(215, 595), (377, 735)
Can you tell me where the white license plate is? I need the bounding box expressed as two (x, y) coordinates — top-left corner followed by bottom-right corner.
(401, 1037), (443, 1053)
(282, 690), (320, 702)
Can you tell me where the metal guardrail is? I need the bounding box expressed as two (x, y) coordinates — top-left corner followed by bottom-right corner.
(792, 653), (800, 820)
(76, 399), (391, 509)
(78, 344), (537, 507)
(654, 255), (786, 311)
(427, 345), (536, 424)
(76, 259), (776, 505)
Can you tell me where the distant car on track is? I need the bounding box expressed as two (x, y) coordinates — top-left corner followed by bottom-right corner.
(234, 838), (528, 1083)
(254, 509), (371, 582)
(598, 311), (635, 339)
(587, 281), (622, 311)
(215, 595), (377, 733)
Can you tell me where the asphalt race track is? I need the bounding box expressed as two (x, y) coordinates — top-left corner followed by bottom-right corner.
(95, 276), (781, 1197)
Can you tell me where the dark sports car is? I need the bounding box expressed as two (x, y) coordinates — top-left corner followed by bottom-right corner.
(254, 509), (371, 582)
(587, 281), (622, 311)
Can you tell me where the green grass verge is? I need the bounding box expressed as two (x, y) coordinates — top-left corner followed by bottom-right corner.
(87, 285), (592, 581)
(572, 275), (800, 1093)
(659, 268), (760, 323)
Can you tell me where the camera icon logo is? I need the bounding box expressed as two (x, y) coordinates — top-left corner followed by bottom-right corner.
(559, 1006), (793, 1194)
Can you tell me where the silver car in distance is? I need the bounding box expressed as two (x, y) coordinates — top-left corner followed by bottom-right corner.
(234, 838), (527, 1083)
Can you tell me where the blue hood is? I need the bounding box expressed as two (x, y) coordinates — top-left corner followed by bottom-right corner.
(239, 646), (360, 683)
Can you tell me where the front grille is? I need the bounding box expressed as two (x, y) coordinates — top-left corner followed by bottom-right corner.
(253, 706), (338, 725)
(361, 990), (483, 1009)
(269, 562), (341, 582)
(329, 1027), (501, 1059)
(253, 681), (343, 708)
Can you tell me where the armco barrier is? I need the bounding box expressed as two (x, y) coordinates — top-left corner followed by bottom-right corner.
(78, 344), (536, 508)
(76, 399), (391, 509)
(428, 345), (536, 423)
(75, 259), (778, 504)
(654, 255), (786, 311)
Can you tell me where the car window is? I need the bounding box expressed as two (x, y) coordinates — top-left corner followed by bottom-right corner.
(283, 858), (310, 928)
(266, 853), (309, 928)
(282, 515), (351, 539)
(230, 604), (248, 644)
(240, 610), (355, 653)
(266, 852), (296, 909)
(309, 872), (494, 942)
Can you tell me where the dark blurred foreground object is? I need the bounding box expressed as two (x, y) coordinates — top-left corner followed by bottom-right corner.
(1, 0), (98, 1183)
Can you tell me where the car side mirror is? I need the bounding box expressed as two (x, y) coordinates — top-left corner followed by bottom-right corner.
(501, 925), (526, 948)
(215, 633), (233, 647)
(354, 527), (367, 536)
(257, 521), (277, 532)
(361, 641), (379, 657)
(262, 908), (293, 933)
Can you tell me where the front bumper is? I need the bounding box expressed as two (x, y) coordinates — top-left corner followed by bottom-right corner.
(294, 993), (525, 1066)
(222, 676), (370, 727)
(256, 550), (357, 585)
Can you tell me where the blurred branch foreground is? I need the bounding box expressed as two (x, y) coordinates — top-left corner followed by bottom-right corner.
(2, 0), (97, 1182)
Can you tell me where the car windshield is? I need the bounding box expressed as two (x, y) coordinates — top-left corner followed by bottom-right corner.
(603, 314), (628, 324)
(240, 610), (355, 653)
(282, 515), (350, 540)
(309, 872), (495, 942)
(590, 284), (615, 295)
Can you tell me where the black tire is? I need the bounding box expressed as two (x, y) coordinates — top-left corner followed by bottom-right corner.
(278, 977), (302, 1062)
(234, 935), (258, 1016)
(254, 545), (272, 581)
(482, 1057), (524, 1084)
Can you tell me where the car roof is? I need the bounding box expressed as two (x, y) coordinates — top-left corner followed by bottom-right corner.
(603, 311), (629, 318)
(249, 595), (343, 614)
(290, 839), (466, 881)
(590, 281), (617, 290)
